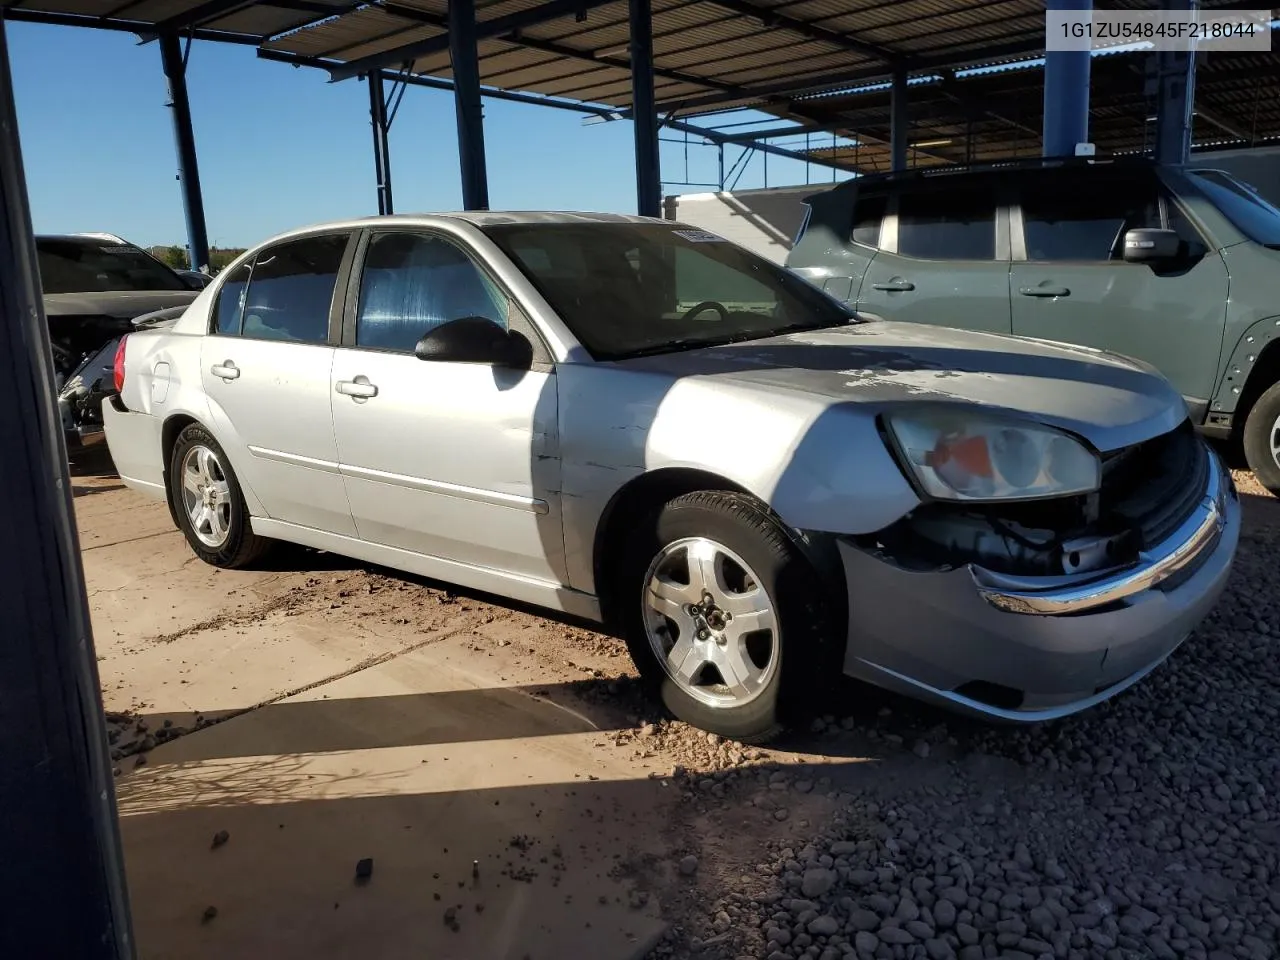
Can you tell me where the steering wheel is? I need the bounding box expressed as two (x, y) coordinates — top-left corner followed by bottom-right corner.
(679, 300), (731, 324)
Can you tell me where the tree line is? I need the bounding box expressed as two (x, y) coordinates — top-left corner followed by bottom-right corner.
(150, 245), (246, 274)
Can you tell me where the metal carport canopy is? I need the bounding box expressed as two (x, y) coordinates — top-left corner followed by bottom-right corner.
(6, 2), (1276, 249)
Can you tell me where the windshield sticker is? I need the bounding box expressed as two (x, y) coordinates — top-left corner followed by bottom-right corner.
(672, 229), (726, 243)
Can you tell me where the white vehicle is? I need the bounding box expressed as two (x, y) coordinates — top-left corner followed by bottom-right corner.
(103, 213), (1238, 740)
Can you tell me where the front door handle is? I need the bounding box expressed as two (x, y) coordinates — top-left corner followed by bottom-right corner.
(210, 361), (239, 381)
(871, 278), (915, 292)
(1019, 285), (1071, 298)
(335, 376), (379, 400)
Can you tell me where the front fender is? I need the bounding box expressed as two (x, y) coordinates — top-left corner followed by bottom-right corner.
(557, 365), (920, 593)
(1211, 315), (1280, 416)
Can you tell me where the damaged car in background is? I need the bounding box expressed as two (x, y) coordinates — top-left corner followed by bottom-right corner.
(101, 214), (1239, 741)
(38, 232), (203, 452)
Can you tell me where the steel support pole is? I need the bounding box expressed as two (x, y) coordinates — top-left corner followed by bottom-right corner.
(0, 17), (134, 960)
(629, 0), (661, 217)
(368, 73), (394, 215)
(890, 66), (909, 171)
(1153, 0), (1197, 164)
(448, 0), (489, 210)
(1043, 0), (1092, 157)
(158, 32), (210, 272)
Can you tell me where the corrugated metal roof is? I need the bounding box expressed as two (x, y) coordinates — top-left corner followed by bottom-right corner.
(11, 0), (1280, 165)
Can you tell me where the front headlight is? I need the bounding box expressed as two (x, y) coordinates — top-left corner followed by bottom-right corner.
(883, 410), (1101, 502)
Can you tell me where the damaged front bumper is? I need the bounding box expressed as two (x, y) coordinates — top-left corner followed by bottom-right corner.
(837, 445), (1239, 721)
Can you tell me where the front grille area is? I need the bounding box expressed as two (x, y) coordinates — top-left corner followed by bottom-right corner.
(866, 419), (1210, 577)
(1098, 419), (1207, 549)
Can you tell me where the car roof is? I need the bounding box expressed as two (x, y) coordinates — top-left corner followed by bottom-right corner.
(35, 232), (133, 245)
(244, 210), (674, 249)
(813, 155), (1167, 198)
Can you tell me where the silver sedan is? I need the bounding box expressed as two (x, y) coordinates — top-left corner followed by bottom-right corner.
(102, 213), (1240, 741)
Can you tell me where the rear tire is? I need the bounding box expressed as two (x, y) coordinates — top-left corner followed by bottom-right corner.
(613, 490), (837, 743)
(168, 424), (270, 568)
(1242, 381), (1280, 496)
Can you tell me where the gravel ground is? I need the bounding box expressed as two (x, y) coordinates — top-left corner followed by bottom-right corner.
(637, 470), (1279, 960)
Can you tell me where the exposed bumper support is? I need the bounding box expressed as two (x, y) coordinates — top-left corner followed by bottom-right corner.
(836, 445), (1240, 721)
(972, 445), (1228, 615)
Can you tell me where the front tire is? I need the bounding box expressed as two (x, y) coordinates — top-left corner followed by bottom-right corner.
(168, 424), (270, 568)
(1242, 381), (1280, 496)
(614, 491), (836, 743)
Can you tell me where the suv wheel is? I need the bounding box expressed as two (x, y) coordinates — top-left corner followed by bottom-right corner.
(613, 491), (837, 743)
(1243, 381), (1280, 496)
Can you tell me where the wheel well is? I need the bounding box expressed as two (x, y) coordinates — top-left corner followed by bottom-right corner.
(160, 414), (198, 528)
(591, 468), (846, 628)
(1235, 340), (1280, 439)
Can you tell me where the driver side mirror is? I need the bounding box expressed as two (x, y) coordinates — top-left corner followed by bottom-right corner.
(414, 316), (533, 370)
(1122, 228), (1181, 264)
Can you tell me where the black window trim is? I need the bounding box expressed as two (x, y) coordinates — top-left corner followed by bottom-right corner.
(847, 189), (889, 251)
(880, 183), (1012, 263)
(207, 229), (357, 346)
(339, 226), (555, 369)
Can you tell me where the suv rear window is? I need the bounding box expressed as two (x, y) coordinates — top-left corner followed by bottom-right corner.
(896, 189), (995, 260)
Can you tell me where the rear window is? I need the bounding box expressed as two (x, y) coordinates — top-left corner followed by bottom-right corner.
(36, 239), (188, 294)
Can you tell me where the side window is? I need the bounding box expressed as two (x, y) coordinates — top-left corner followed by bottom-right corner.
(239, 234), (348, 344)
(356, 232), (508, 353)
(212, 261), (251, 336)
(1021, 175), (1160, 262)
(851, 193), (888, 248)
(897, 189), (996, 260)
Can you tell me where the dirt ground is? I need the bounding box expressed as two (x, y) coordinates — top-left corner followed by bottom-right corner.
(74, 446), (1280, 960)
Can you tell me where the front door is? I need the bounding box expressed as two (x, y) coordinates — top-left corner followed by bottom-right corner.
(200, 232), (358, 536)
(855, 179), (1013, 334)
(330, 229), (564, 581)
(1009, 169), (1230, 411)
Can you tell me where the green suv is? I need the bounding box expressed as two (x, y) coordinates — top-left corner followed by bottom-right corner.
(787, 158), (1280, 494)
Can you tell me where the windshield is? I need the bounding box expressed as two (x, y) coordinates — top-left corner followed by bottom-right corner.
(482, 222), (855, 360)
(36, 238), (189, 294)
(1186, 169), (1280, 247)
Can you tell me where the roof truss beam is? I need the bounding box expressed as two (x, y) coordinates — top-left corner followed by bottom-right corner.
(701, 0), (903, 65)
(327, 0), (619, 82)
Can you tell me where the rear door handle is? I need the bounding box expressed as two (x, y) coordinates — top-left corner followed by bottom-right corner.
(210, 361), (239, 381)
(335, 376), (379, 399)
(1019, 285), (1071, 298)
(871, 279), (915, 292)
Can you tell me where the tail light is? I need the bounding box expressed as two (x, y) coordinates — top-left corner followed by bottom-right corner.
(112, 335), (128, 394)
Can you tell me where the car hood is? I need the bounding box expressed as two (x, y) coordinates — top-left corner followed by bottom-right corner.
(611, 321), (1187, 452)
(43, 290), (198, 319)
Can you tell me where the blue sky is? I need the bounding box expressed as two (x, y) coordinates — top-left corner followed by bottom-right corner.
(8, 20), (831, 248)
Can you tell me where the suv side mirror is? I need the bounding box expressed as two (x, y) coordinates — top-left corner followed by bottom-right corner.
(1122, 228), (1181, 264)
(414, 316), (532, 369)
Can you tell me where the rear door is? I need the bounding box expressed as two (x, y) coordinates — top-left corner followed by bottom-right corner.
(200, 232), (359, 536)
(1008, 168), (1230, 411)
(855, 177), (1012, 334)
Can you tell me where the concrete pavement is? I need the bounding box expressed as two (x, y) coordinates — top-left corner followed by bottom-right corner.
(76, 465), (670, 960)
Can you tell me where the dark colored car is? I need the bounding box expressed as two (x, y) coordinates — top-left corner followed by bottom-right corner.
(38, 233), (202, 451)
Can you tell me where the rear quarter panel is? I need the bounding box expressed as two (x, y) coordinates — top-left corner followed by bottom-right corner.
(104, 331), (231, 503)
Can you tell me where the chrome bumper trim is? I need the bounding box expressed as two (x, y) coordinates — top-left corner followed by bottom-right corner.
(972, 445), (1230, 616)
